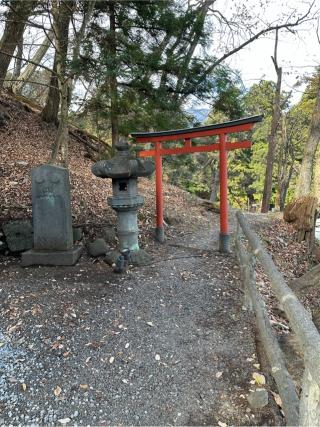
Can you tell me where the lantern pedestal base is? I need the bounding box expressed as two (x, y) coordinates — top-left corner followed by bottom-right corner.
(219, 233), (231, 253)
(155, 227), (165, 243)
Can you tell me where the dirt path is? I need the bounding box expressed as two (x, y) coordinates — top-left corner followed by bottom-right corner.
(0, 215), (280, 426)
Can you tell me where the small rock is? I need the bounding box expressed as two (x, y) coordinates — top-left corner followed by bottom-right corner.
(58, 417), (71, 425)
(73, 227), (83, 242)
(3, 220), (33, 252)
(113, 255), (125, 273)
(104, 249), (121, 266)
(247, 388), (269, 409)
(87, 238), (108, 257)
(164, 209), (180, 225)
(102, 226), (116, 243)
(130, 249), (152, 266)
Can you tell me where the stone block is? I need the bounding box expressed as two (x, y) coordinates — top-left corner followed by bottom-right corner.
(2, 220), (33, 252)
(21, 246), (82, 267)
(73, 227), (83, 242)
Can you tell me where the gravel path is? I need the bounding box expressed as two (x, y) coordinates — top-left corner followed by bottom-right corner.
(0, 217), (279, 426)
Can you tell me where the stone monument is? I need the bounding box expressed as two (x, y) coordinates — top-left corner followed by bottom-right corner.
(21, 164), (82, 266)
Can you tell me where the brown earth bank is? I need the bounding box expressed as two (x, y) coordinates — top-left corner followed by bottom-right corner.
(248, 213), (320, 327)
(0, 91), (202, 243)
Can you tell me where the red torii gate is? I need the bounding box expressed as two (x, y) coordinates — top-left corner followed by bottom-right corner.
(131, 115), (262, 252)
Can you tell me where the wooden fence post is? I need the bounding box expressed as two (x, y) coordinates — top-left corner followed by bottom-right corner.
(299, 356), (320, 426)
(235, 224), (253, 310)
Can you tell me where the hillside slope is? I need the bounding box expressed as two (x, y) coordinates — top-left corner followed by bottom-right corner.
(0, 91), (203, 238)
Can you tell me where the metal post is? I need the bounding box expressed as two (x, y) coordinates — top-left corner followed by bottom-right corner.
(155, 142), (165, 242)
(219, 133), (230, 252)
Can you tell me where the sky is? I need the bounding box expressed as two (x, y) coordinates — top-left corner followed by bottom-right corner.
(215, 0), (320, 105)
(227, 25), (319, 104)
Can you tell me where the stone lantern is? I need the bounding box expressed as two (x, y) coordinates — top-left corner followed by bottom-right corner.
(92, 139), (154, 265)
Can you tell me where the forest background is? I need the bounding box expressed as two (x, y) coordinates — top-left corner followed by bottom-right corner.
(0, 0), (320, 213)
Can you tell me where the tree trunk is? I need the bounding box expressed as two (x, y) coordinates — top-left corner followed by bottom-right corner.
(109, 2), (119, 147)
(261, 29), (282, 213)
(313, 144), (320, 198)
(68, 1), (95, 107)
(12, 35), (23, 81)
(279, 177), (290, 211)
(174, 0), (212, 99)
(49, 0), (72, 166)
(0, 0), (35, 87)
(295, 75), (320, 197)
(41, 53), (59, 124)
(210, 165), (219, 202)
(276, 116), (295, 211)
(13, 30), (54, 94)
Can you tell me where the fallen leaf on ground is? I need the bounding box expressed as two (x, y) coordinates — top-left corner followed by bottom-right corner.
(272, 391), (282, 407)
(7, 323), (21, 334)
(85, 340), (104, 349)
(31, 305), (43, 316)
(54, 385), (62, 397)
(51, 341), (63, 350)
(21, 383), (27, 391)
(252, 372), (266, 385)
(79, 384), (88, 390)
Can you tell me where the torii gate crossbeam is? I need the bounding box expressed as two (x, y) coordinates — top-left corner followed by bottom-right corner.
(131, 115), (262, 252)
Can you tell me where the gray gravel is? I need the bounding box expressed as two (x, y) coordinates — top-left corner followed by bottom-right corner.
(0, 217), (280, 426)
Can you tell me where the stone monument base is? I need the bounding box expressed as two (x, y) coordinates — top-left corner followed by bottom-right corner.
(21, 246), (82, 267)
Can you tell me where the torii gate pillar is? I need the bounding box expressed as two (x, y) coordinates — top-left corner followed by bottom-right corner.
(218, 133), (230, 252)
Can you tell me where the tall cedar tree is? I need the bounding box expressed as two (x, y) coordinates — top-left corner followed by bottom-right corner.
(261, 29), (282, 213)
(80, 1), (215, 145)
(295, 73), (320, 197)
(49, 0), (73, 165)
(0, 0), (36, 87)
